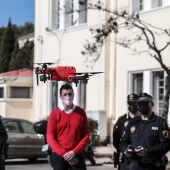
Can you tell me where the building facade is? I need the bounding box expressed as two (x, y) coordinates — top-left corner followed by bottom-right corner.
(34, 0), (170, 142)
(0, 69), (33, 119)
(34, 0), (108, 140)
(113, 0), (170, 124)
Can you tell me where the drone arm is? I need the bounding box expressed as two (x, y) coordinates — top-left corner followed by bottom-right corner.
(70, 76), (85, 81)
(35, 67), (39, 86)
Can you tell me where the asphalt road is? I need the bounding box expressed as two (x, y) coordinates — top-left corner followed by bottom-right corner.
(5, 159), (117, 170)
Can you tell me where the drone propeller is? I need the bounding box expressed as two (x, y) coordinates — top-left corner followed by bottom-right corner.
(70, 72), (103, 75)
(70, 72), (103, 84)
(35, 62), (56, 65)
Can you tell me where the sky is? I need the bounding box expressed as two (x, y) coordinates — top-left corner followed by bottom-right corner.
(0, 0), (35, 27)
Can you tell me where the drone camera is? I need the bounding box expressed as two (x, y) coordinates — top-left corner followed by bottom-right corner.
(40, 75), (51, 82)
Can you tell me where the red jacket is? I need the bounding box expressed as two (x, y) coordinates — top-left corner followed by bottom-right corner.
(47, 106), (90, 157)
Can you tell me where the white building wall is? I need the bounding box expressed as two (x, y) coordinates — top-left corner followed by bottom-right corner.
(34, 0), (170, 141)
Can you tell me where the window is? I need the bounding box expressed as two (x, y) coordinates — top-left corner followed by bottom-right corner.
(78, 80), (86, 109)
(131, 0), (169, 12)
(0, 87), (4, 98)
(52, 0), (60, 30)
(51, 81), (58, 109)
(65, 0), (74, 27)
(132, 0), (144, 12)
(51, 0), (87, 30)
(10, 87), (31, 98)
(152, 0), (162, 8)
(132, 73), (143, 94)
(152, 71), (164, 115)
(79, 0), (87, 24)
(20, 121), (36, 134)
(4, 121), (21, 133)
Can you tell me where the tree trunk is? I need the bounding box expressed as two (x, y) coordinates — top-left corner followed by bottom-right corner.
(162, 75), (170, 120)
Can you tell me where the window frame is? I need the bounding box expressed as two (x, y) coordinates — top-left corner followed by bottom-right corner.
(130, 72), (143, 94)
(10, 86), (32, 99)
(51, 0), (87, 31)
(131, 0), (170, 13)
(152, 70), (165, 116)
(0, 87), (4, 98)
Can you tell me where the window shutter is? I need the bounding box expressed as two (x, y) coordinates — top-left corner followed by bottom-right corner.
(132, 0), (140, 12)
(152, 0), (162, 8)
(51, 0), (59, 30)
(79, 0), (87, 24)
(65, 0), (73, 27)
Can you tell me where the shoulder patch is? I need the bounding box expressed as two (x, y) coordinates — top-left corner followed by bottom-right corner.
(163, 130), (170, 139)
(130, 125), (136, 133)
(124, 120), (129, 127)
(113, 125), (118, 132)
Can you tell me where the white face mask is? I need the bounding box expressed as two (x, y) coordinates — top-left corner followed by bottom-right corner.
(62, 96), (73, 106)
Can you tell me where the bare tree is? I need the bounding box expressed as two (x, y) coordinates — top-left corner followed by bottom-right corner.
(78, 0), (170, 119)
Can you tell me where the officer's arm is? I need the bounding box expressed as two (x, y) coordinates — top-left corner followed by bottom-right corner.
(120, 122), (131, 153)
(147, 119), (170, 156)
(113, 120), (121, 150)
(0, 121), (8, 145)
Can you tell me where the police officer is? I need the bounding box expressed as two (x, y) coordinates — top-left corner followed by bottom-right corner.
(0, 117), (8, 170)
(113, 93), (140, 170)
(121, 93), (170, 170)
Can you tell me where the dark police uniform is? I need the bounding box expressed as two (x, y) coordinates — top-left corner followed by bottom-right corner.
(121, 113), (170, 170)
(113, 93), (139, 170)
(113, 113), (131, 169)
(0, 118), (8, 170)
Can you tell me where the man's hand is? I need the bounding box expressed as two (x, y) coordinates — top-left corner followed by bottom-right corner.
(124, 150), (132, 158)
(63, 150), (75, 161)
(68, 157), (79, 166)
(135, 146), (147, 157)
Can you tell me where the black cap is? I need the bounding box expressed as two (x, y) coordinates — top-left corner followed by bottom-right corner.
(137, 93), (153, 102)
(127, 93), (139, 102)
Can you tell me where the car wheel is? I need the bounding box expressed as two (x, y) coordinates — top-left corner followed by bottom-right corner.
(28, 158), (37, 162)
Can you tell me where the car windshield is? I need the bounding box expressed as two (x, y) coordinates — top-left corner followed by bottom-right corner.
(3, 119), (36, 134)
(3, 121), (21, 133)
(20, 121), (36, 134)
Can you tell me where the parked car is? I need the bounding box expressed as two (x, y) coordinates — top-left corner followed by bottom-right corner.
(1, 117), (47, 161)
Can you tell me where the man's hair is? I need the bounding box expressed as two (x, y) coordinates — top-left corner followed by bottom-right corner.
(60, 84), (73, 95)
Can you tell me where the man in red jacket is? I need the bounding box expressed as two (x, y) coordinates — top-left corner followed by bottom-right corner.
(47, 84), (90, 170)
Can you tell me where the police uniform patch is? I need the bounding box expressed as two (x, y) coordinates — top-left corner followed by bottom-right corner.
(124, 120), (129, 127)
(122, 131), (125, 137)
(130, 125), (136, 133)
(113, 125), (118, 132)
(163, 130), (170, 138)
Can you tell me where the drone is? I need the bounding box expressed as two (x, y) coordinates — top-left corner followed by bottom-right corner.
(35, 63), (103, 86)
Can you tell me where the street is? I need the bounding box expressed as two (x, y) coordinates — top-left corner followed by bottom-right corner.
(5, 159), (117, 170)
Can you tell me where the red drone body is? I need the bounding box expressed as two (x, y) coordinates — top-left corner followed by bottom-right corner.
(37, 66), (76, 82)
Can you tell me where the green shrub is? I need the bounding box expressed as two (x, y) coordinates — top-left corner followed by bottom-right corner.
(88, 118), (100, 147)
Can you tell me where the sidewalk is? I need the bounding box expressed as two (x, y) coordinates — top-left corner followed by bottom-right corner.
(93, 145), (170, 169)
